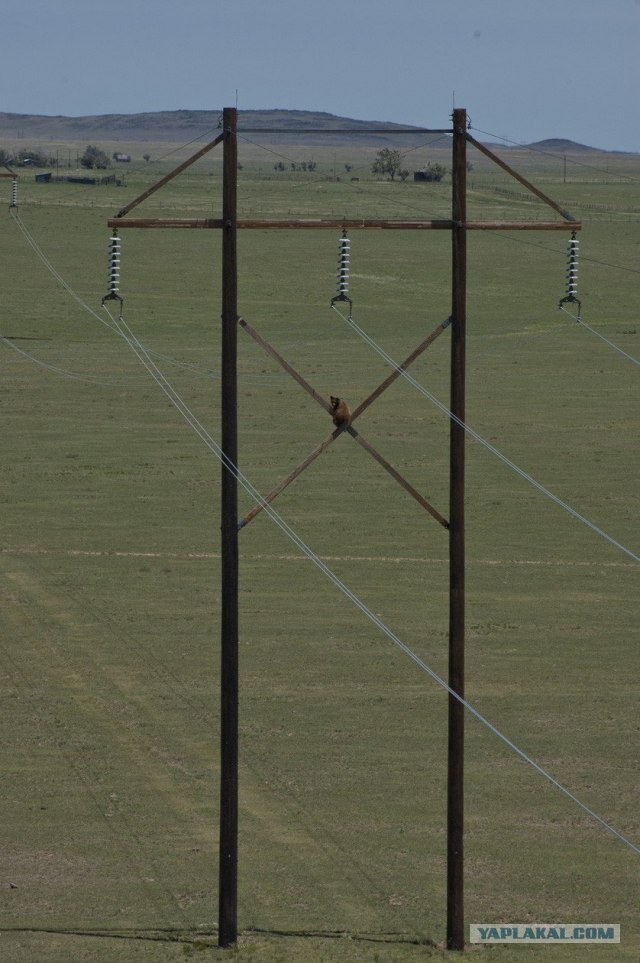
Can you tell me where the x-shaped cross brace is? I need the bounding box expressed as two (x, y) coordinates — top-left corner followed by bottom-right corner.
(238, 316), (451, 531)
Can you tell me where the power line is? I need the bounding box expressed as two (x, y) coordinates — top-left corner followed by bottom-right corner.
(490, 230), (640, 278)
(239, 126), (451, 136)
(575, 318), (640, 366)
(0, 334), (151, 385)
(10, 206), (636, 560)
(8, 209), (221, 380)
(98, 303), (640, 858)
(39, 121), (226, 180)
(469, 125), (640, 184)
(236, 130), (454, 219)
(330, 303), (639, 563)
(7, 205), (638, 856)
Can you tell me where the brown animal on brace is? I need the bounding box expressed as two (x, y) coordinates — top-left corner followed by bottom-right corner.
(330, 396), (351, 428)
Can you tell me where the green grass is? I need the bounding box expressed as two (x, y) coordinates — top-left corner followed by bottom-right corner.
(1, 137), (639, 961)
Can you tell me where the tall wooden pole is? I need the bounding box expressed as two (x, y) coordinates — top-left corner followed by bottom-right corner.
(218, 106), (239, 948)
(447, 107), (467, 952)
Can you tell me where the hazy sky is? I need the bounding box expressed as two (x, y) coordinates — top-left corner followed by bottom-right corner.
(2, 0), (638, 151)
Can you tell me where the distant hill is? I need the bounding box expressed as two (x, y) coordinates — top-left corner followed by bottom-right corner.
(0, 110), (620, 152)
(524, 138), (600, 153)
(0, 109), (447, 147)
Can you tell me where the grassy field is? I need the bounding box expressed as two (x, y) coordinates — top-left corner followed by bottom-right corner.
(1, 130), (638, 962)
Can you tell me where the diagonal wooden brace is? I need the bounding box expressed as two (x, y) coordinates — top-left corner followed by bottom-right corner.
(239, 318), (333, 415)
(238, 317), (449, 529)
(238, 424), (344, 529)
(240, 316), (448, 422)
(346, 425), (449, 528)
(350, 318), (450, 420)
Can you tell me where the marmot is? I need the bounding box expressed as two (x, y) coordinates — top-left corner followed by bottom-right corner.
(330, 396), (351, 428)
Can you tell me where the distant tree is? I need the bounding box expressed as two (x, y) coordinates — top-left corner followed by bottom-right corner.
(12, 148), (53, 168)
(372, 147), (404, 181)
(80, 145), (110, 170)
(0, 148), (12, 166)
(398, 168), (410, 182)
(273, 161), (286, 172)
(288, 160), (316, 173)
(143, 153), (151, 162)
(344, 163), (352, 173)
(425, 162), (446, 182)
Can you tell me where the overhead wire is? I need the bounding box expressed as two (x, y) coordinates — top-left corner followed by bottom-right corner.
(7, 208), (221, 380)
(488, 230), (640, 278)
(468, 125), (640, 184)
(7, 186), (639, 856)
(5, 211), (318, 385)
(8, 123), (224, 180)
(10, 192), (637, 556)
(5, 153), (639, 956)
(100, 300), (640, 858)
(0, 334), (149, 385)
(330, 303), (639, 563)
(9, 204), (637, 560)
(240, 129), (640, 369)
(466, 134), (640, 362)
(236, 130), (454, 219)
(236, 130), (450, 174)
(479, 230), (640, 365)
(10, 208), (116, 327)
(145, 120), (223, 164)
(574, 317), (640, 367)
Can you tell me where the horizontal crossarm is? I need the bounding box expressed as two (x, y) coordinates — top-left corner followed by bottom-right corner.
(108, 216), (581, 230)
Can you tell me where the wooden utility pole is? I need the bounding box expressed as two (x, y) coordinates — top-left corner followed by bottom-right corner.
(448, 108), (467, 952)
(106, 106), (579, 952)
(218, 107), (239, 948)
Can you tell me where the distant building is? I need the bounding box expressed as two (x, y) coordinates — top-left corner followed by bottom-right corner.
(413, 164), (446, 183)
(113, 153), (131, 163)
